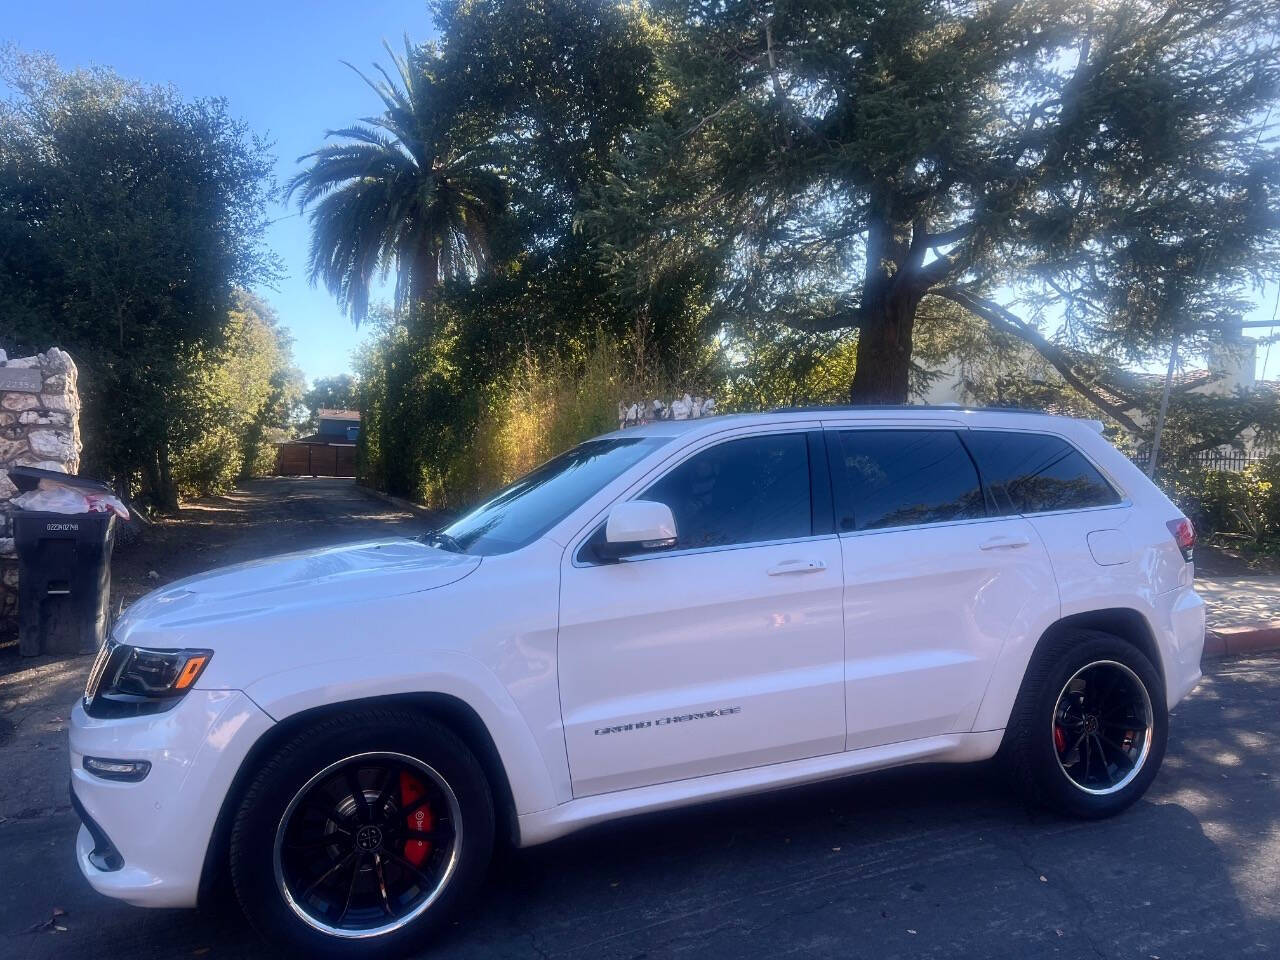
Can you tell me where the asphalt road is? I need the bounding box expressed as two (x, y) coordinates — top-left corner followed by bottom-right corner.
(1, 480), (1278, 959)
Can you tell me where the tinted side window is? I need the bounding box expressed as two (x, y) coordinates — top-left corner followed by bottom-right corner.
(828, 430), (985, 531)
(640, 433), (812, 550)
(964, 430), (1121, 514)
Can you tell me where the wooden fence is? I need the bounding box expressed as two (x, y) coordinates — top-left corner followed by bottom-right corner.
(275, 443), (357, 477)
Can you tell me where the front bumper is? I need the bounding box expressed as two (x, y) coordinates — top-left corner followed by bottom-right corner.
(69, 689), (274, 908)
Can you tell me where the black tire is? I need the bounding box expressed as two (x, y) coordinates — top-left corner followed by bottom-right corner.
(229, 709), (494, 958)
(1000, 629), (1168, 818)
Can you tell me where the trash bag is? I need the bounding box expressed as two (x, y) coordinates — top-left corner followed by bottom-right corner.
(11, 478), (130, 520)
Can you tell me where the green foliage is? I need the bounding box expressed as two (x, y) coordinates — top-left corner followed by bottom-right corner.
(0, 49), (280, 509)
(356, 304), (682, 510)
(584, 0), (1280, 403)
(1163, 458), (1280, 544)
(719, 322), (858, 410)
(317, 2), (1280, 507)
(286, 38), (508, 327)
(342, 2), (718, 505)
(170, 292), (302, 497)
(456, 337), (674, 506)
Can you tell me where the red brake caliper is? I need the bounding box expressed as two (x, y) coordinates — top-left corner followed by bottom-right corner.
(1053, 725), (1067, 754)
(400, 770), (433, 867)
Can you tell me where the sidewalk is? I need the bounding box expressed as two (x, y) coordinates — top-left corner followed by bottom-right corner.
(1197, 573), (1280, 658)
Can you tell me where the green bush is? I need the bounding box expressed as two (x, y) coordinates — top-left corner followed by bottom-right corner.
(358, 326), (679, 512)
(169, 292), (300, 499)
(1162, 456), (1280, 544)
(354, 308), (861, 514)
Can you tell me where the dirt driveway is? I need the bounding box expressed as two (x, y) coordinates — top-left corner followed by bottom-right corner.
(110, 476), (433, 609)
(0, 477), (430, 823)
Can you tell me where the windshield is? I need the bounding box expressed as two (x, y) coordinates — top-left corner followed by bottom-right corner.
(440, 436), (667, 556)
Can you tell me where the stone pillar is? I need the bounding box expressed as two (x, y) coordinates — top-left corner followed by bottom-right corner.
(0, 348), (83, 631)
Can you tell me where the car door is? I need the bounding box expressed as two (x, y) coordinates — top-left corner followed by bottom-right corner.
(826, 426), (1058, 750)
(557, 427), (846, 798)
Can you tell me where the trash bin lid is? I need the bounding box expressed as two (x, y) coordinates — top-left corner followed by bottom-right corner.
(8, 465), (115, 496)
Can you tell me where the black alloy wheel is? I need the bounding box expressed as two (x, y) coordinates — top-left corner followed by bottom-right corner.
(273, 752), (462, 937)
(1051, 660), (1153, 795)
(1001, 629), (1168, 818)
(230, 710), (494, 958)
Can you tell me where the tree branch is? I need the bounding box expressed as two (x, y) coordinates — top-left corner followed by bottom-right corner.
(680, 96), (744, 140)
(935, 286), (1144, 434)
(924, 222), (973, 248)
(763, 18), (794, 149)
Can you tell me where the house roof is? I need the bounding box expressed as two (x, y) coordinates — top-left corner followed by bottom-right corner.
(317, 408), (361, 421)
(284, 433), (357, 446)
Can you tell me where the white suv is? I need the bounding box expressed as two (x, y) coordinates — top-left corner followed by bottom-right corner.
(70, 407), (1205, 956)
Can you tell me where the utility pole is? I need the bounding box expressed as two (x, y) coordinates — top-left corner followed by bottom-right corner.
(1146, 337), (1179, 478)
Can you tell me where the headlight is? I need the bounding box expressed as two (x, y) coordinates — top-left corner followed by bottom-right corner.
(84, 640), (213, 718)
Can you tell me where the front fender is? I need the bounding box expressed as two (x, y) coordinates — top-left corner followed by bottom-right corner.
(242, 651), (559, 816)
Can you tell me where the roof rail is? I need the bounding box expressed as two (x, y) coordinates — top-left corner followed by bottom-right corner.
(768, 404), (1066, 417)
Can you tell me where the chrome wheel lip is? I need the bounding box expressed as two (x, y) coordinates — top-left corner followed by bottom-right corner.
(1052, 659), (1153, 797)
(272, 750), (463, 940)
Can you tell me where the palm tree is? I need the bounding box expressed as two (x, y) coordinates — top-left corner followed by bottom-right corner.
(287, 39), (505, 326)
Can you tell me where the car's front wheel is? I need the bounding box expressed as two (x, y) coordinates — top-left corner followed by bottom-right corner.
(1002, 629), (1168, 818)
(229, 709), (494, 957)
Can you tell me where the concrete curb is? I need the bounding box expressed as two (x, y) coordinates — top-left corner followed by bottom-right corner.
(1203, 623), (1280, 660)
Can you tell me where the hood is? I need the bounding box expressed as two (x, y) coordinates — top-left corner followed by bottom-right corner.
(114, 537), (481, 639)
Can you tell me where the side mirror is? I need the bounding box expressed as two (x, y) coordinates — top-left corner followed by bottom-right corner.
(596, 500), (678, 561)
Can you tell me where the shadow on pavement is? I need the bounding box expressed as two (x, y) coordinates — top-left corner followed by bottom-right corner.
(5, 748), (1271, 960)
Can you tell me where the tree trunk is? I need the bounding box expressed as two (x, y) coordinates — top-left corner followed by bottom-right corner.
(848, 283), (922, 404)
(154, 432), (180, 514)
(846, 203), (925, 405)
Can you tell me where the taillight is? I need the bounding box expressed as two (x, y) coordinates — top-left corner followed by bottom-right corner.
(1166, 517), (1195, 562)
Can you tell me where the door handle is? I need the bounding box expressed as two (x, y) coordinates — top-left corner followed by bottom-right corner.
(767, 559), (827, 575)
(979, 535), (1030, 551)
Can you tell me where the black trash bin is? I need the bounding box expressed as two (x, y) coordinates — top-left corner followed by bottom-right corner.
(10, 467), (118, 657)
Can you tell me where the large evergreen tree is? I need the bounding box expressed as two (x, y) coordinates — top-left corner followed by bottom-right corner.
(0, 50), (279, 508)
(586, 0), (1280, 405)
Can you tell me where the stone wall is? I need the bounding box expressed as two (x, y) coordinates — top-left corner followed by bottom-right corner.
(0, 348), (83, 628)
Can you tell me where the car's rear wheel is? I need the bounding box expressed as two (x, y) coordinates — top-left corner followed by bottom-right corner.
(1002, 630), (1168, 818)
(230, 710), (493, 957)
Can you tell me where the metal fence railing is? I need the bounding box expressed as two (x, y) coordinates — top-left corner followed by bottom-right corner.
(1129, 448), (1277, 475)
(1187, 452), (1269, 474)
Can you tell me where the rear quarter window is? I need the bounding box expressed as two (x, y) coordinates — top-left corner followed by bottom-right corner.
(963, 430), (1122, 515)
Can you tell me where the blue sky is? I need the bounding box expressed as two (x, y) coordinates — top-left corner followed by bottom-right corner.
(6, 3), (1279, 385)
(6, 0), (433, 385)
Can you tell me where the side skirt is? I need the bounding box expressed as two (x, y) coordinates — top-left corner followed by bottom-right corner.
(516, 729), (1005, 847)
